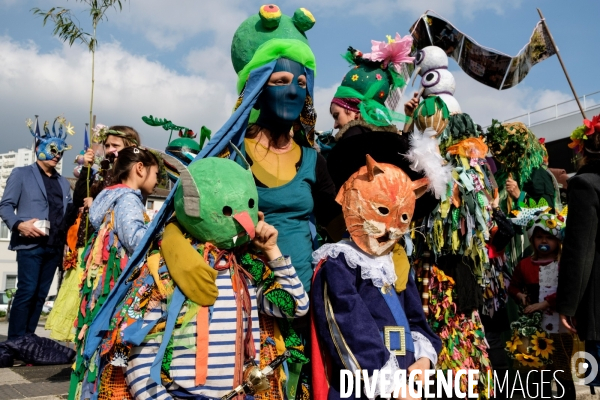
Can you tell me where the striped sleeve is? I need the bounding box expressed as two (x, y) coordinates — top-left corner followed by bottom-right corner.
(256, 256), (309, 318)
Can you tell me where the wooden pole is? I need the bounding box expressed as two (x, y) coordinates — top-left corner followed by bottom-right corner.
(537, 8), (587, 120)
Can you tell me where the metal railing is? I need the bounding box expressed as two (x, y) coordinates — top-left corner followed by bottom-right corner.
(500, 90), (600, 127)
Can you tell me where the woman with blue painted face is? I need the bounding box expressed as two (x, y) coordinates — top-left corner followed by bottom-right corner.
(226, 6), (340, 296)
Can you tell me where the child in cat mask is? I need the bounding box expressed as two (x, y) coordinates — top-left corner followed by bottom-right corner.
(310, 155), (441, 400)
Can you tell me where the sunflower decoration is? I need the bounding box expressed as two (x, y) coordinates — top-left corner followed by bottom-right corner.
(505, 310), (554, 367)
(530, 331), (555, 359)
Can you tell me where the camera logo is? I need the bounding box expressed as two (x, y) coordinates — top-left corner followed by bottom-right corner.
(571, 351), (599, 385)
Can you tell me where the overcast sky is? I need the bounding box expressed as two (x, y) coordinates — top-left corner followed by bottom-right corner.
(1, 0), (598, 176)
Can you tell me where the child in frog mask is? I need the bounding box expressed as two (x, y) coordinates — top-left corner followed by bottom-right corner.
(73, 156), (308, 400)
(311, 155), (441, 400)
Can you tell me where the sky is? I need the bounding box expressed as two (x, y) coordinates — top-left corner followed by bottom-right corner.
(0, 0), (599, 176)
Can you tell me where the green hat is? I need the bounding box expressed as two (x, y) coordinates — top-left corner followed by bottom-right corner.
(231, 4), (316, 93)
(332, 47), (407, 127)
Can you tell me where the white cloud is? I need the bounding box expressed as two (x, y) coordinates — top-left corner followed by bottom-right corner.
(314, 83), (339, 132)
(112, 0), (250, 51)
(0, 36), (237, 163)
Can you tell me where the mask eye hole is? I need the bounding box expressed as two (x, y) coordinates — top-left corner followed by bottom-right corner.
(421, 70), (440, 88)
(378, 207), (389, 215)
(401, 213), (410, 223)
(222, 206), (232, 216)
(248, 199), (255, 209)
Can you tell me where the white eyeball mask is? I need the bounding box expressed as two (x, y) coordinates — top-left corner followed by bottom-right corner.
(415, 46), (448, 75)
(422, 68), (456, 97)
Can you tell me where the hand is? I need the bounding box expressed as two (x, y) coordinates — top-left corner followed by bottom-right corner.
(524, 301), (549, 314)
(506, 178), (521, 200)
(18, 218), (46, 238)
(83, 197), (93, 209)
(402, 357), (430, 400)
(83, 148), (94, 167)
(560, 314), (577, 334)
(253, 212), (282, 260)
(516, 293), (528, 306)
(492, 193), (500, 209)
(404, 92), (420, 117)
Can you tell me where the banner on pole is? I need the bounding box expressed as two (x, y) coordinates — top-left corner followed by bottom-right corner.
(409, 12), (556, 90)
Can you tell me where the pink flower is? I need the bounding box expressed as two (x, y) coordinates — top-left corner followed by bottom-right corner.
(375, 73), (382, 80)
(362, 32), (415, 73)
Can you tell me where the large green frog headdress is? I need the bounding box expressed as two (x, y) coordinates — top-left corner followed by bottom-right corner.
(231, 4), (317, 145)
(164, 154), (259, 249)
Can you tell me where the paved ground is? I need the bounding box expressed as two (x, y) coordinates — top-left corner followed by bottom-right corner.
(0, 319), (72, 400)
(1, 320), (600, 399)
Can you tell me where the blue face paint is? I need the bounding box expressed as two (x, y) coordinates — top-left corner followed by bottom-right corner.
(256, 58), (307, 134)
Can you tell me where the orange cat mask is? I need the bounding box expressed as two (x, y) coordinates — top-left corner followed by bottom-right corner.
(337, 155), (429, 256)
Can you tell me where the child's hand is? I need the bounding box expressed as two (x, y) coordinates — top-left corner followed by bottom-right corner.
(83, 148), (94, 167)
(253, 212), (282, 261)
(524, 301), (549, 314)
(516, 292), (528, 306)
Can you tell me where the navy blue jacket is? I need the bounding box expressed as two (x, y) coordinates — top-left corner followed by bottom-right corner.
(312, 252), (442, 400)
(0, 163), (72, 250)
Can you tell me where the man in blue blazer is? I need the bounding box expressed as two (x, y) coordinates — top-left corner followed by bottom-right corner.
(0, 137), (72, 340)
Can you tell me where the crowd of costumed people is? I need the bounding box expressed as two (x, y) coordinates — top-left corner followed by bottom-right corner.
(2, 4), (600, 400)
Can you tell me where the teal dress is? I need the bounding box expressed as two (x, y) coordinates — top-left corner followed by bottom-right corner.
(254, 147), (317, 291)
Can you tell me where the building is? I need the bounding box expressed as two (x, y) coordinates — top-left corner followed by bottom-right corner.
(498, 90), (600, 173)
(0, 148), (64, 294)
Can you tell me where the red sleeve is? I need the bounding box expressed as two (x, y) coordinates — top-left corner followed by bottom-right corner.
(544, 293), (557, 309)
(508, 259), (526, 299)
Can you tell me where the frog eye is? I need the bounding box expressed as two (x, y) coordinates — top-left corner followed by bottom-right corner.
(293, 8), (315, 32)
(259, 4), (282, 29)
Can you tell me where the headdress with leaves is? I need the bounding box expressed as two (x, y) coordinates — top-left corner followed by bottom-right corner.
(569, 114), (600, 153)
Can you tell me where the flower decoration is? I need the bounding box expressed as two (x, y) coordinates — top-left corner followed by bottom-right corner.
(570, 114), (600, 153)
(379, 91), (385, 98)
(584, 114), (600, 136)
(539, 137), (546, 145)
(91, 123), (109, 144)
(530, 331), (555, 359)
(505, 309), (554, 367)
(362, 32), (414, 73)
(375, 73), (382, 81)
(351, 74), (359, 82)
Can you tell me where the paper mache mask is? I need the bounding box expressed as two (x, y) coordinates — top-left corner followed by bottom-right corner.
(27, 116), (73, 161)
(336, 155), (429, 256)
(163, 154), (259, 249)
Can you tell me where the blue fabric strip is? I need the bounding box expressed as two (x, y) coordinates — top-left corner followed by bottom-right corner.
(150, 286), (186, 385)
(378, 288), (415, 353)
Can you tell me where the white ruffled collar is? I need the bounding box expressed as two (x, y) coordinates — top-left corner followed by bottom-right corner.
(312, 240), (397, 288)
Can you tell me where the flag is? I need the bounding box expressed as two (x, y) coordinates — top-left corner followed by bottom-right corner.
(409, 12), (556, 90)
(84, 124), (89, 150)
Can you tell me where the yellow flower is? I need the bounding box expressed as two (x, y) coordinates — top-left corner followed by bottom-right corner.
(531, 332), (554, 359)
(515, 353), (543, 368)
(506, 336), (523, 353)
(546, 219), (557, 229)
(351, 74), (359, 82)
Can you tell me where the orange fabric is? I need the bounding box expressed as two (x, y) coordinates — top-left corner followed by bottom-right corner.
(195, 306), (209, 386)
(447, 137), (488, 159)
(66, 213), (82, 251)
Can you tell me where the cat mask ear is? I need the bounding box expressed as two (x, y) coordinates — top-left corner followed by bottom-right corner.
(412, 177), (430, 199)
(365, 154), (384, 181)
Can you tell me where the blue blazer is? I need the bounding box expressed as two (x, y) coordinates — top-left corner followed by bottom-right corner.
(0, 163), (72, 250)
